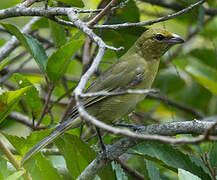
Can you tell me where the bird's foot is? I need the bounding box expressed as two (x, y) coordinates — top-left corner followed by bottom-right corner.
(114, 123), (140, 131)
(99, 144), (111, 160)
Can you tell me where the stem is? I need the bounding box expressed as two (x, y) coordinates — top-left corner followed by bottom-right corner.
(0, 139), (32, 180)
(36, 84), (54, 127)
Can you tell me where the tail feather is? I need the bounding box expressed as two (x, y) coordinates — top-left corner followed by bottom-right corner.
(21, 117), (82, 165)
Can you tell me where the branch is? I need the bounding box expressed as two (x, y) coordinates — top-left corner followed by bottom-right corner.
(82, 37), (92, 74)
(0, 0), (205, 31)
(115, 158), (145, 180)
(165, 16), (214, 63)
(9, 111), (45, 129)
(83, 0), (118, 75)
(0, 17), (39, 62)
(0, 139), (31, 180)
(201, 152), (216, 180)
(67, 10), (123, 96)
(0, 7), (100, 20)
(0, 56), (31, 83)
(147, 94), (204, 118)
(140, 0), (217, 16)
(88, 0), (119, 26)
(93, 0), (205, 29)
(18, 0), (41, 7)
(65, 0), (214, 156)
(36, 84), (55, 127)
(78, 119), (217, 180)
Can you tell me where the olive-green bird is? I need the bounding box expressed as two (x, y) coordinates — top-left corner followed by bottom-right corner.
(21, 28), (184, 165)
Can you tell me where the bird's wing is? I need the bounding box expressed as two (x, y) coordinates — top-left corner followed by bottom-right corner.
(21, 60), (145, 165)
(87, 60), (145, 92)
(68, 59), (145, 118)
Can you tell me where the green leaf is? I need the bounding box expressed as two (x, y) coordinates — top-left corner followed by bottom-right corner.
(111, 161), (128, 180)
(24, 34), (48, 72)
(190, 48), (217, 68)
(129, 142), (210, 179)
(13, 74), (42, 119)
(0, 23), (48, 72)
(24, 158), (42, 180)
(55, 0), (84, 7)
(99, 164), (116, 180)
(0, 57), (14, 71)
(178, 169), (201, 180)
(0, 0), (22, 9)
(31, 18), (49, 30)
(0, 157), (9, 179)
(55, 134), (96, 179)
(174, 58), (217, 96)
(208, 143), (217, 169)
(189, 156), (211, 177)
(46, 39), (83, 83)
(153, 68), (186, 94)
(5, 170), (25, 180)
(0, 87), (31, 123)
(49, 20), (66, 48)
(146, 160), (160, 180)
(4, 129), (52, 156)
(0, 118), (31, 138)
(103, 0), (144, 57)
(185, 62), (217, 96)
(175, 81), (211, 111)
(35, 153), (64, 180)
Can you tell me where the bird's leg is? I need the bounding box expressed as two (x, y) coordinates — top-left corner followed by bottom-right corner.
(79, 124), (84, 138)
(95, 127), (107, 155)
(114, 123), (140, 131)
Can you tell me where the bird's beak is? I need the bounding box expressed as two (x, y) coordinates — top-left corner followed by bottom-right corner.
(168, 33), (185, 44)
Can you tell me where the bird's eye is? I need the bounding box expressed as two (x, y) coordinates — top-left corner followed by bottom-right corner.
(155, 34), (165, 41)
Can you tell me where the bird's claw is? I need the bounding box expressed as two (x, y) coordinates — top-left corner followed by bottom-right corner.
(115, 123), (140, 131)
(100, 144), (111, 160)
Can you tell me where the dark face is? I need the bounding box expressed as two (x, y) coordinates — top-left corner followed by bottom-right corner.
(137, 28), (184, 59)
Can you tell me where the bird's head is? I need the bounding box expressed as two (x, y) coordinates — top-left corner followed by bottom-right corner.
(135, 28), (184, 60)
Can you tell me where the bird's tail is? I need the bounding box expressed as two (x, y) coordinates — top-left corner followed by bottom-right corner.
(21, 116), (82, 165)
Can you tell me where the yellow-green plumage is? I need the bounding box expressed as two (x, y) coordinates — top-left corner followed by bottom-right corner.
(21, 28), (184, 164)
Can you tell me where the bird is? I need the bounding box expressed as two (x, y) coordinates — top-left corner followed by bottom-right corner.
(21, 28), (184, 165)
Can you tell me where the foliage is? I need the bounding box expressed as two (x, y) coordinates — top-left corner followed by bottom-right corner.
(0, 0), (217, 180)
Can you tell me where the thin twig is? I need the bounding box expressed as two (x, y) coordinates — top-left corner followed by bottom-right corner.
(93, 0), (205, 29)
(115, 158), (145, 180)
(201, 152), (216, 180)
(139, 0), (217, 16)
(60, 96), (76, 123)
(61, 76), (72, 98)
(0, 140), (20, 169)
(66, 0), (212, 150)
(88, 0), (119, 26)
(165, 16), (214, 63)
(0, 17), (40, 62)
(0, 56), (31, 83)
(82, 0), (117, 74)
(18, 0), (41, 7)
(82, 37), (92, 74)
(112, 0), (131, 11)
(0, 7), (100, 20)
(49, 0), (204, 31)
(77, 119), (217, 180)
(0, 140), (32, 180)
(36, 84), (55, 127)
(9, 111), (45, 129)
(50, 86), (75, 109)
(147, 94), (204, 118)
